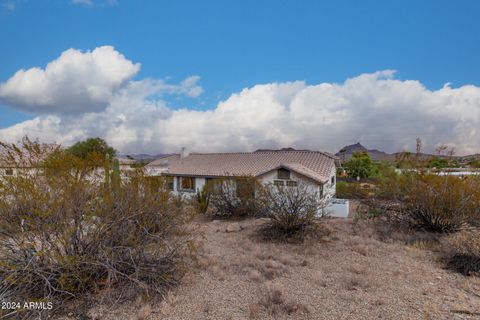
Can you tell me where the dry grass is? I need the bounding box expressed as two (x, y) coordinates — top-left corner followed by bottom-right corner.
(259, 282), (310, 316)
(75, 218), (480, 320)
(443, 229), (480, 275)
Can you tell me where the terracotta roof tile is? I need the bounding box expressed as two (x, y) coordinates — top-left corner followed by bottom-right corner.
(147, 150), (337, 183)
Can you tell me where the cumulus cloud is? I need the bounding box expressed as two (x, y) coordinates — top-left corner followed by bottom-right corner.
(1, 48), (480, 155)
(0, 46), (140, 114)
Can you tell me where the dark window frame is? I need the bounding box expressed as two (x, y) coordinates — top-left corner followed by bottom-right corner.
(286, 180), (298, 187)
(277, 168), (291, 180)
(166, 176), (174, 191)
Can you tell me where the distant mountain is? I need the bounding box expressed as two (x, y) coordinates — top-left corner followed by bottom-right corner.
(335, 143), (480, 164)
(119, 153), (171, 162)
(254, 147), (308, 152)
(336, 143), (393, 161)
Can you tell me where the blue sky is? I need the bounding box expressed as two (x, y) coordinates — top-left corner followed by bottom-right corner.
(1, 0), (480, 154)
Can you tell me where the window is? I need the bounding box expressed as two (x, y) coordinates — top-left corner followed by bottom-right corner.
(331, 176), (335, 185)
(274, 180), (285, 187)
(205, 178), (221, 193)
(178, 176), (195, 192)
(286, 180), (297, 187)
(319, 185), (324, 197)
(5, 169), (13, 176)
(166, 176), (174, 191)
(277, 168), (291, 180)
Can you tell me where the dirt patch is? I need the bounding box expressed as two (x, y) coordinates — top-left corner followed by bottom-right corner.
(81, 218), (480, 320)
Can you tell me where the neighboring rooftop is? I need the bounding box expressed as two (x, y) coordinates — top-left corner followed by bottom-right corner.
(147, 150), (337, 183)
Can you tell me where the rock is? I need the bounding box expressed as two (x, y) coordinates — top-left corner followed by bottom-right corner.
(225, 223), (242, 233)
(252, 218), (270, 226)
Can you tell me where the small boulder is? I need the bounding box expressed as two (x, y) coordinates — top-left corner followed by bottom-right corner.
(225, 223), (242, 233)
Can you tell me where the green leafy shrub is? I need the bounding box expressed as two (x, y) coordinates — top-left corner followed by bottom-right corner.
(343, 152), (377, 179)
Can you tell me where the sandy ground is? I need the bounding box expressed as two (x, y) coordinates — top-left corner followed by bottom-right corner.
(82, 218), (480, 320)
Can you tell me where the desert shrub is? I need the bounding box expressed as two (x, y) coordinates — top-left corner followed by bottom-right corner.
(376, 167), (405, 201)
(195, 183), (211, 214)
(208, 176), (263, 218)
(353, 203), (383, 221)
(379, 172), (480, 233)
(443, 230), (480, 275)
(258, 282), (309, 316)
(0, 139), (193, 318)
(258, 182), (328, 241)
(336, 181), (370, 199)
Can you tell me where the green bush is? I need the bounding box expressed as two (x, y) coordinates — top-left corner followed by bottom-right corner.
(343, 152), (377, 178)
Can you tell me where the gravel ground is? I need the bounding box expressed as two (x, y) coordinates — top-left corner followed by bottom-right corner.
(82, 218), (480, 320)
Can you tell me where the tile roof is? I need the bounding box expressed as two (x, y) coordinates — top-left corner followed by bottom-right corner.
(147, 150), (337, 183)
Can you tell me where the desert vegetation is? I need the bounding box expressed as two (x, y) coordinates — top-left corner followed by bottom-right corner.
(337, 140), (480, 276)
(349, 166), (480, 276)
(0, 138), (194, 319)
(207, 177), (262, 218)
(199, 177), (328, 242)
(1, 137), (479, 319)
(257, 183), (328, 242)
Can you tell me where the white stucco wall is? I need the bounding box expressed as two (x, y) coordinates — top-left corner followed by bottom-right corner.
(165, 163), (337, 201)
(323, 165), (337, 199)
(257, 170), (321, 196)
(195, 177), (206, 193)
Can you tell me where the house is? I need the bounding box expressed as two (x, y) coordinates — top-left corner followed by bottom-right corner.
(146, 149), (338, 200)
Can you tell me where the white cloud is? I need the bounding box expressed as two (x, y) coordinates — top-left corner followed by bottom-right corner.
(1, 47), (480, 155)
(0, 46), (140, 114)
(72, 0), (93, 6)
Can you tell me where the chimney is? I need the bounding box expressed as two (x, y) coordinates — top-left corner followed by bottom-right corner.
(180, 147), (189, 159)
